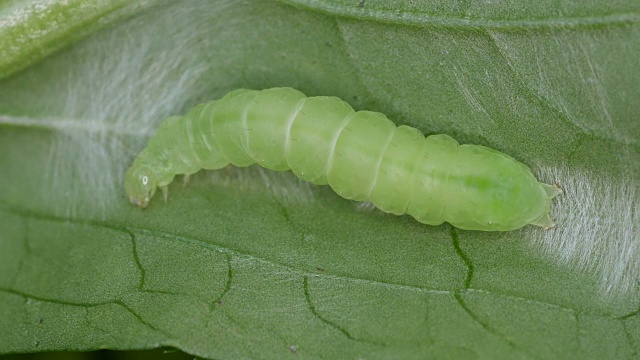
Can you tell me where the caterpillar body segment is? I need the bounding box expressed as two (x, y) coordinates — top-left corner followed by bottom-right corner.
(125, 87), (560, 231)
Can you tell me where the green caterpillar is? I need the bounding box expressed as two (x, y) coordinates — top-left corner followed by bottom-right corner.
(125, 87), (560, 231)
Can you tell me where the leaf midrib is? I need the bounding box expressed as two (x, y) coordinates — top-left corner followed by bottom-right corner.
(280, 0), (640, 29)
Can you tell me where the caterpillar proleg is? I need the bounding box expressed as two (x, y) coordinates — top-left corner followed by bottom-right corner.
(125, 87), (560, 231)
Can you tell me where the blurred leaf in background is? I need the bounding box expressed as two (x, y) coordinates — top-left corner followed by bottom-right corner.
(0, 0), (639, 359)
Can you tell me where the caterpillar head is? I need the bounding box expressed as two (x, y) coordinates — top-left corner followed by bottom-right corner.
(124, 165), (158, 208)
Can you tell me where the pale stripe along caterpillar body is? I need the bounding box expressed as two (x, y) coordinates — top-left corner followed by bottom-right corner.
(125, 87), (560, 231)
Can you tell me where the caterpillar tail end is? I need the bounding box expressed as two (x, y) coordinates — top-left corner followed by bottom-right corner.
(529, 182), (563, 230)
(530, 213), (556, 230)
(542, 183), (563, 198)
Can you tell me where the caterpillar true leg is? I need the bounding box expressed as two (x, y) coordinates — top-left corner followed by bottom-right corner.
(182, 174), (191, 188)
(160, 186), (168, 203)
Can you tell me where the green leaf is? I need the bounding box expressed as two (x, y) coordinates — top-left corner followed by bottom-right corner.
(1, 0), (639, 359)
(0, 0), (165, 80)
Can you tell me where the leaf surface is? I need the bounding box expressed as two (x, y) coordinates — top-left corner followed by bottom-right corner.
(0, 0), (639, 359)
